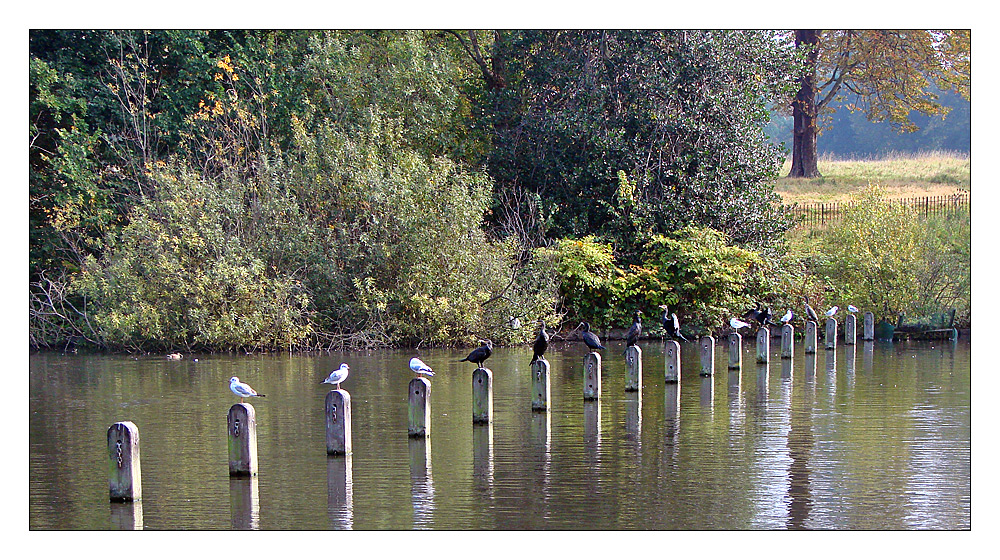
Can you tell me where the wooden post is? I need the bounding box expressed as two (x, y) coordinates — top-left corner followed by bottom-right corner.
(805, 321), (817, 354)
(325, 389), (352, 455)
(531, 358), (551, 411)
(756, 328), (769, 363)
(472, 367), (493, 424)
(825, 318), (838, 350)
(583, 352), (601, 400)
(844, 314), (857, 345)
(862, 312), (875, 341)
(728, 333), (742, 370)
(781, 324), (794, 359)
(108, 421), (141, 502)
(227, 404), (258, 477)
(624, 345), (642, 392)
(700, 336), (715, 376)
(664, 340), (681, 383)
(408, 377), (432, 437)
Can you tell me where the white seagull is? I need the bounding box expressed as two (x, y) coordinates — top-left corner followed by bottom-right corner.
(847, 304), (859, 314)
(323, 363), (350, 389)
(780, 309), (794, 324)
(409, 356), (435, 378)
(729, 318), (751, 332)
(229, 376), (265, 403)
(825, 306), (839, 318)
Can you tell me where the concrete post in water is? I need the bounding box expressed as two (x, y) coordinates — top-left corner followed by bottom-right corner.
(700, 336), (715, 376)
(825, 318), (838, 350)
(862, 312), (875, 341)
(664, 340), (681, 383)
(844, 314), (857, 346)
(531, 358), (551, 411)
(227, 404), (258, 477)
(781, 324), (794, 359)
(624, 345), (642, 392)
(108, 421), (142, 502)
(805, 321), (818, 354)
(472, 367), (493, 424)
(728, 333), (742, 370)
(408, 377), (432, 437)
(756, 328), (769, 363)
(325, 389), (352, 455)
(583, 352), (601, 400)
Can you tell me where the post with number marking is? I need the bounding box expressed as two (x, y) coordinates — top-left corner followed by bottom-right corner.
(408, 377), (431, 437)
(228, 404), (258, 477)
(472, 367), (493, 424)
(805, 321), (818, 354)
(108, 421), (142, 502)
(326, 389), (352, 455)
(624, 345), (642, 392)
(756, 328), (769, 363)
(728, 333), (742, 370)
(531, 358), (551, 411)
(583, 352), (602, 400)
(664, 340), (681, 383)
(700, 336), (715, 376)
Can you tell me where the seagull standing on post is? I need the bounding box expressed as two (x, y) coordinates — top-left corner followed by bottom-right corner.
(825, 306), (839, 318)
(409, 356), (435, 378)
(730, 317), (751, 333)
(779, 309), (794, 325)
(322, 363), (350, 389)
(230, 376), (265, 403)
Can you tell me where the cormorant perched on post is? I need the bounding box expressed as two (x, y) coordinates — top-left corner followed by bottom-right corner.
(803, 296), (819, 323)
(659, 304), (689, 342)
(578, 322), (606, 351)
(530, 320), (549, 365)
(623, 311), (643, 354)
(744, 303), (773, 326)
(460, 339), (493, 368)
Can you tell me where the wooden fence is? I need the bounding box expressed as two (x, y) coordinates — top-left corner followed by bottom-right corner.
(791, 193), (970, 228)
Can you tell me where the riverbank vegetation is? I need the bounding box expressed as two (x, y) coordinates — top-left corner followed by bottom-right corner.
(29, 30), (971, 352)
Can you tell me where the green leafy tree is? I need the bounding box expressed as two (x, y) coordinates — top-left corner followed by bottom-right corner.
(479, 30), (797, 254)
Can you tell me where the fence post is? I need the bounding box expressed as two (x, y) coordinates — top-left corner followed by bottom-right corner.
(825, 318), (838, 350)
(108, 421), (142, 502)
(227, 404), (258, 477)
(325, 389), (352, 455)
(664, 340), (681, 383)
(781, 324), (794, 359)
(805, 321), (817, 354)
(756, 327), (769, 363)
(583, 352), (601, 400)
(531, 358), (551, 411)
(624, 345), (642, 392)
(844, 314), (857, 346)
(728, 333), (742, 370)
(408, 377), (431, 437)
(472, 367), (493, 424)
(700, 336), (715, 376)
(862, 312), (875, 341)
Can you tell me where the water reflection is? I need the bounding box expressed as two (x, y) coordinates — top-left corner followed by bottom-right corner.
(804, 353), (817, 400)
(229, 476), (260, 530)
(780, 358), (793, 382)
(583, 400), (601, 452)
(700, 375), (714, 411)
(728, 368), (743, 440)
(844, 345), (856, 392)
(408, 437), (435, 529)
(472, 423), (495, 499)
(757, 363), (769, 404)
(825, 350), (837, 403)
(625, 392), (641, 449)
(663, 383), (680, 464)
(326, 455), (353, 530)
(863, 341), (875, 375)
(109, 500), (143, 530)
(529, 410), (552, 517)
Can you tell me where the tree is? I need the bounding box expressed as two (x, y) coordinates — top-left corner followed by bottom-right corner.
(787, 29), (971, 177)
(477, 30), (798, 254)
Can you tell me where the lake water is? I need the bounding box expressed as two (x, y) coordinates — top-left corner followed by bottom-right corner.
(28, 337), (971, 530)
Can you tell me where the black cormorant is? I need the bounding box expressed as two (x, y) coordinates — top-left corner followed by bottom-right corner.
(578, 322), (606, 351)
(530, 320), (549, 365)
(460, 339), (493, 368)
(623, 311), (643, 354)
(659, 304), (688, 341)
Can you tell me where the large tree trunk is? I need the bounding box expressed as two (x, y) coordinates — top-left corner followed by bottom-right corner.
(789, 29), (821, 178)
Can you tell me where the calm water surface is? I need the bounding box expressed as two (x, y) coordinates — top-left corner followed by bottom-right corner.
(28, 337), (971, 530)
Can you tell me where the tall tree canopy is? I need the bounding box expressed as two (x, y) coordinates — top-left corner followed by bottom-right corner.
(788, 29), (971, 177)
(477, 30), (798, 256)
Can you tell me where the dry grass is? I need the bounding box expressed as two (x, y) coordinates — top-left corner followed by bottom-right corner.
(775, 151), (970, 205)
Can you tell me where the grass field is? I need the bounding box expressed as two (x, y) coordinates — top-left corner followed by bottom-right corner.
(774, 151), (970, 205)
